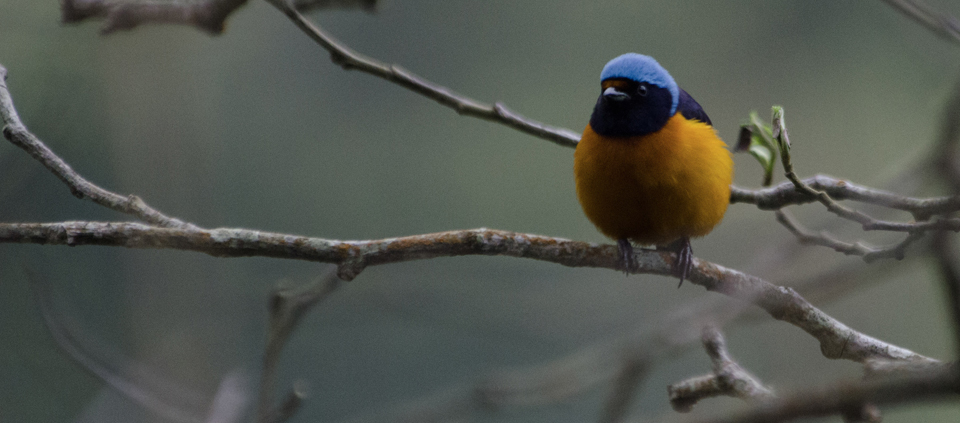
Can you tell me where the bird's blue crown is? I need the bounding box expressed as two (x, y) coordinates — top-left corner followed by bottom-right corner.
(600, 53), (679, 116)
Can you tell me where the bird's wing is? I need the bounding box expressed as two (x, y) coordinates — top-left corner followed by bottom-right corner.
(677, 88), (712, 126)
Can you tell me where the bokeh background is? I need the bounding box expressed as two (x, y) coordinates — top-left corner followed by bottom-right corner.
(2, 1), (960, 422)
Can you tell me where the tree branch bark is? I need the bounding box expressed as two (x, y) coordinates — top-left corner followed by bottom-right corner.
(0, 221), (938, 367)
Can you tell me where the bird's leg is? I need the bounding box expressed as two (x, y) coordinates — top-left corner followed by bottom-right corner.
(617, 238), (637, 273)
(674, 237), (693, 287)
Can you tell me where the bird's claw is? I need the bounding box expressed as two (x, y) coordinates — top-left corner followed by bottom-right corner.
(617, 239), (638, 274)
(673, 237), (693, 287)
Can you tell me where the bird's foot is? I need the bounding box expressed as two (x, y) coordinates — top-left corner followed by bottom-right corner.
(673, 237), (693, 287)
(617, 239), (638, 274)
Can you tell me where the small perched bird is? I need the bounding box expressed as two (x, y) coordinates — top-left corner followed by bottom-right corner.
(574, 53), (733, 284)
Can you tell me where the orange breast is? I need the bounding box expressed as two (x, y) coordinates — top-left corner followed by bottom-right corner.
(573, 114), (733, 245)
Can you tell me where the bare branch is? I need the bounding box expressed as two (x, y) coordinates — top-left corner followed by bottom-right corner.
(683, 367), (960, 423)
(262, 1), (582, 148)
(60, 0), (249, 34)
(773, 109), (954, 237)
(864, 359), (956, 378)
(882, 0), (960, 46)
(29, 269), (210, 423)
(667, 375), (724, 413)
(1, 221), (937, 366)
(0, 66), (196, 229)
(730, 175), (960, 218)
(258, 270), (341, 423)
(292, 0), (376, 13)
(745, 106), (960, 263)
(9, 58), (953, 247)
(667, 326), (774, 413)
(775, 209), (924, 262)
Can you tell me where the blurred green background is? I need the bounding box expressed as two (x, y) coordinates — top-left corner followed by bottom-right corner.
(2, 1), (960, 422)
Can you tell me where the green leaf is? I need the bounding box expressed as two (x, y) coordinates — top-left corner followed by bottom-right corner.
(737, 111), (778, 186)
(769, 105), (793, 172)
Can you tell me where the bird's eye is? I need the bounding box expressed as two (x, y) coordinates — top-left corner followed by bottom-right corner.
(637, 84), (648, 97)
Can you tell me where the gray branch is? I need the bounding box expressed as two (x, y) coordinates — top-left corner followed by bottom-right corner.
(667, 326), (774, 413)
(0, 66), (196, 229)
(882, 0), (960, 46)
(682, 366), (959, 423)
(730, 175), (960, 217)
(0, 220), (938, 367)
(775, 209), (924, 262)
(262, 0), (582, 148)
(292, 0), (376, 12)
(1, 61), (936, 375)
(257, 271), (340, 423)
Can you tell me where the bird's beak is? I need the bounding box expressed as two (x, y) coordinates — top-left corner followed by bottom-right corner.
(603, 86), (630, 102)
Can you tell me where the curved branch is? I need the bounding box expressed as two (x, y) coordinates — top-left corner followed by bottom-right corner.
(882, 0), (960, 46)
(730, 175), (960, 217)
(0, 221), (937, 365)
(29, 269), (210, 423)
(775, 209), (925, 262)
(667, 327), (774, 413)
(0, 66), (196, 229)
(263, 0), (582, 148)
(258, 271), (340, 423)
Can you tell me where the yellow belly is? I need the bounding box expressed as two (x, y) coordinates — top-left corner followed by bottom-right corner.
(573, 114), (733, 245)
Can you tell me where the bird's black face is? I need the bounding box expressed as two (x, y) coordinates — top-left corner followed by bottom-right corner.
(589, 78), (674, 138)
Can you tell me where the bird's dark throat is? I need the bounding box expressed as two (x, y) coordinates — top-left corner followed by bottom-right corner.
(589, 79), (673, 138)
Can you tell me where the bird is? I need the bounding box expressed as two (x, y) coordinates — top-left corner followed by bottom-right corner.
(573, 53), (733, 285)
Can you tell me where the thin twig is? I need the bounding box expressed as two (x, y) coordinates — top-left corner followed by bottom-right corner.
(667, 326), (774, 413)
(0, 66), (196, 229)
(262, 0), (582, 148)
(257, 3), (960, 242)
(882, 0), (960, 46)
(760, 108), (957, 262)
(730, 175), (960, 217)
(292, 0), (376, 12)
(773, 109), (949, 235)
(28, 268), (210, 423)
(258, 270), (341, 423)
(775, 209), (925, 262)
(864, 359), (956, 378)
(677, 367), (960, 423)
